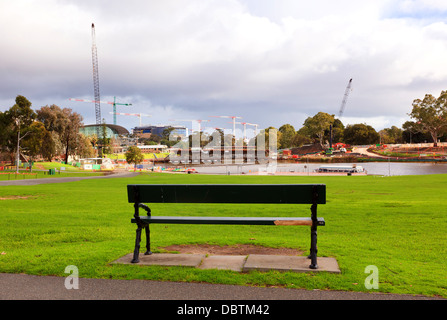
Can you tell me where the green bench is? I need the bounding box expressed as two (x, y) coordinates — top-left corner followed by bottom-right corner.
(128, 184), (326, 269)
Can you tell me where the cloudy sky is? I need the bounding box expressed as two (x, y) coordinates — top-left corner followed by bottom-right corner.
(1, 0), (447, 138)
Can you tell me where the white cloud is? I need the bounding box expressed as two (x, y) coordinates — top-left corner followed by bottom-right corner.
(1, 0), (447, 132)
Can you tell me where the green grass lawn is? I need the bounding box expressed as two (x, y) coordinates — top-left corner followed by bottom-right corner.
(0, 161), (104, 180)
(0, 172), (446, 298)
(0, 170), (104, 180)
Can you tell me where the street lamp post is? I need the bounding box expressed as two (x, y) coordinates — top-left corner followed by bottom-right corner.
(14, 118), (30, 174)
(15, 119), (20, 174)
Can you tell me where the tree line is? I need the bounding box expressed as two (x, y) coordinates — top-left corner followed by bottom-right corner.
(1, 90), (446, 165)
(0, 95), (96, 167)
(276, 90), (447, 149)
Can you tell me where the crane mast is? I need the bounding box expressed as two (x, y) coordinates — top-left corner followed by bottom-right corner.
(91, 23), (101, 135)
(338, 78), (352, 119)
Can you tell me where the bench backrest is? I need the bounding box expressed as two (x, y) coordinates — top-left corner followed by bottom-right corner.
(127, 184), (326, 204)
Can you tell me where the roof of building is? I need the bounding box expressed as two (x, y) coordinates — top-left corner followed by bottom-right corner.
(137, 144), (168, 148)
(81, 124), (129, 135)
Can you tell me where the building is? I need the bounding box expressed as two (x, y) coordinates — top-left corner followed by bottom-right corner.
(80, 124), (130, 138)
(135, 144), (168, 153)
(132, 125), (188, 139)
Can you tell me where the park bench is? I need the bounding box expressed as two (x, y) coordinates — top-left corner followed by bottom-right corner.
(128, 184), (326, 269)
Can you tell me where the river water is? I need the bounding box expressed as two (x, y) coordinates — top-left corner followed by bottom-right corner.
(183, 161), (447, 176)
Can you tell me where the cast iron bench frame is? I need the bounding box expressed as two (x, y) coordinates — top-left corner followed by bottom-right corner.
(128, 184), (326, 269)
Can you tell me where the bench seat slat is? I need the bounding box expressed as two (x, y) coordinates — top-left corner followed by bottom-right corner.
(132, 216), (325, 226)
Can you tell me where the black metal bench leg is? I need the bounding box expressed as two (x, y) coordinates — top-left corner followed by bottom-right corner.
(308, 196), (319, 269)
(131, 226), (143, 263)
(144, 225), (152, 255)
(309, 226), (318, 269)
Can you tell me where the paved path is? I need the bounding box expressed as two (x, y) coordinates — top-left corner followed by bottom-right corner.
(354, 147), (387, 158)
(0, 273), (441, 300)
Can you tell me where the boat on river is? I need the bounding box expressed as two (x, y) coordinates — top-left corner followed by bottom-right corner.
(315, 165), (365, 173)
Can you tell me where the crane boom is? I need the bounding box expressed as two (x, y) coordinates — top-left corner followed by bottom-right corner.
(109, 112), (151, 126)
(210, 115), (242, 137)
(338, 78), (353, 119)
(69, 96), (132, 125)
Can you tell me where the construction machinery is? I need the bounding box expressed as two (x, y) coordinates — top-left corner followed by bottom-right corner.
(338, 78), (353, 119)
(244, 122), (259, 136)
(72, 24), (131, 126)
(91, 23), (101, 134)
(69, 97), (132, 125)
(325, 78), (353, 155)
(234, 122), (248, 142)
(210, 115), (242, 137)
(170, 119), (210, 134)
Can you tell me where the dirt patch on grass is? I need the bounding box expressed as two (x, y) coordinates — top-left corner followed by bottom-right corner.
(0, 195), (36, 200)
(161, 244), (304, 256)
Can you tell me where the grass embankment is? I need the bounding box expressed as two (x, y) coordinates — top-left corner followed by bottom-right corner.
(0, 173), (446, 298)
(0, 162), (104, 180)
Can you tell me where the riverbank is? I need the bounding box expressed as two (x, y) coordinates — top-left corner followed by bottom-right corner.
(181, 161), (447, 176)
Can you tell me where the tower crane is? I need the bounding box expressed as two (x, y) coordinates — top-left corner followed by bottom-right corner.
(230, 121), (249, 141)
(69, 97), (132, 125)
(245, 122), (259, 135)
(210, 115), (242, 137)
(236, 122), (248, 141)
(170, 119), (210, 134)
(109, 112), (151, 127)
(338, 78), (353, 119)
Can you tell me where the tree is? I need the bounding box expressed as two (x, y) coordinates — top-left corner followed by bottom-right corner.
(291, 133), (312, 147)
(40, 130), (59, 161)
(76, 134), (95, 158)
(99, 119), (112, 155)
(378, 126), (403, 144)
(278, 124), (296, 148)
(252, 127), (281, 149)
(0, 96), (36, 165)
(344, 123), (380, 145)
(188, 131), (210, 148)
(125, 146), (144, 170)
(402, 121), (431, 144)
(331, 118), (345, 144)
(21, 121), (48, 171)
(36, 105), (83, 163)
(408, 91), (447, 147)
(0, 111), (13, 155)
(302, 112), (334, 146)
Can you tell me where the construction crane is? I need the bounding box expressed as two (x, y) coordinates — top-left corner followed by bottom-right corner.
(170, 119), (210, 134)
(231, 121), (249, 142)
(69, 97), (132, 125)
(109, 112), (151, 127)
(245, 122), (259, 135)
(210, 115), (242, 137)
(338, 78), (353, 119)
(91, 23), (101, 135)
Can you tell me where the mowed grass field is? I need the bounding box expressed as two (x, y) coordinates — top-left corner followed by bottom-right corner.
(0, 172), (446, 298)
(0, 162), (104, 180)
